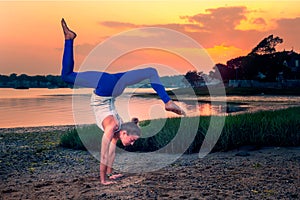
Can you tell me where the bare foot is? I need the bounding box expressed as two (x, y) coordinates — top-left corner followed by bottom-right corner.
(61, 18), (77, 40)
(165, 100), (186, 116)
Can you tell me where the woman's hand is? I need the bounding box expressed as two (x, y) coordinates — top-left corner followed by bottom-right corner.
(109, 173), (124, 180)
(101, 180), (117, 185)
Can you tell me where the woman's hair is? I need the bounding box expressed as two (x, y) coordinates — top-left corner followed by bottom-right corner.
(120, 118), (141, 136)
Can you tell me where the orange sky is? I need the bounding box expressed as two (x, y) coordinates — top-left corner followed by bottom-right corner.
(0, 1), (300, 76)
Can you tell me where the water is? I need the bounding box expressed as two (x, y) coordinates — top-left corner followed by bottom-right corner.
(0, 88), (299, 128)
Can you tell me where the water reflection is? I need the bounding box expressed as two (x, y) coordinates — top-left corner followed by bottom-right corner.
(183, 101), (248, 117)
(0, 88), (300, 128)
(199, 103), (220, 116)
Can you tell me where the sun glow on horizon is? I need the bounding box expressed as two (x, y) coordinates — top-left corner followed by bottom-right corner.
(0, 1), (299, 75)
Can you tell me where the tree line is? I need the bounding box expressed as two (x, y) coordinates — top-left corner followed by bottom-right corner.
(0, 73), (72, 89)
(185, 35), (300, 85)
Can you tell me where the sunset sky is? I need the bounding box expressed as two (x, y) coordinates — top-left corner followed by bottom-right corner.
(1, 1), (300, 76)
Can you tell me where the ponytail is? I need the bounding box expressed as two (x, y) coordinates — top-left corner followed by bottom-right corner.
(120, 118), (141, 136)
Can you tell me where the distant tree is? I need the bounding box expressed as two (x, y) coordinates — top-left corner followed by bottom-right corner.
(249, 35), (283, 55)
(9, 73), (17, 80)
(18, 74), (29, 81)
(224, 35), (284, 80)
(212, 64), (235, 83)
(226, 56), (245, 79)
(34, 75), (46, 81)
(0, 75), (9, 82)
(207, 35), (300, 82)
(227, 56), (244, 70)
(184, 70), (205, 87)
(0, 73), (74, 88)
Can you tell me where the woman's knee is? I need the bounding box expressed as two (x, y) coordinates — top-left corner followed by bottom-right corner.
(61, 72), (76, 83)
(102, 115), (119, 132)
(145, 67), (158, 76)
(61, 73), (70, 83)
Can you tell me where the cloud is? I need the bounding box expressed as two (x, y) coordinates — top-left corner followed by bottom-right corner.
(251, 17), (267, 25)
(99, 6), (258, 49)
(272, 17), (300, 50)
(182, 6), (247, 31)
(99, 21), (139, 29)
(98, 6), (300, 63)
(276, 17), (300, 32)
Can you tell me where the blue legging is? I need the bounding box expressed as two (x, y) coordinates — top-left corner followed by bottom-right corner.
(62, 39), (171, 103)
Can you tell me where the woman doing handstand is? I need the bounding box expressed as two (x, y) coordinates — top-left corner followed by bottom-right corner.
(61, 19), (185, 185)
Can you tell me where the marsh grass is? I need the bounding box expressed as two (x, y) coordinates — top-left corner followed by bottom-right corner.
(213, 108), (299, 151)
(60, 125), (101, 151)
(60, 128), (86, 150)
(60, 107), (300, 153)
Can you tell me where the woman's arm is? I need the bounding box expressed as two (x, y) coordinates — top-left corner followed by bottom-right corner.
(106, 137), (117, 175)
(106, 138), (124, 180)
(100, 127), (116, 185)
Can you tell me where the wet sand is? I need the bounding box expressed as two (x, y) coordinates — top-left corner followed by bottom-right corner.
(1, 126), (299, 199)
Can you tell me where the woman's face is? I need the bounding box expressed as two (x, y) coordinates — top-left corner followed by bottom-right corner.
(120, 131), (139, 146)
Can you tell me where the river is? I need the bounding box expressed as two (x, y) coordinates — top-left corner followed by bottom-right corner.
(0, 88), (299, 128)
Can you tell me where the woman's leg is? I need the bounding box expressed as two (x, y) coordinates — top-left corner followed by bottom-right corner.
(61, 18), (78, 84)
(117, 68), (186, 115)
(61, 19), (106, 88)
(116, 67), (170, 103)
(62, 39), (105, 88)
(61, 39), (77, 84)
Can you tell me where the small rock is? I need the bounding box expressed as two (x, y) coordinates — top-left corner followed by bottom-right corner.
(99, 193), (107, 197)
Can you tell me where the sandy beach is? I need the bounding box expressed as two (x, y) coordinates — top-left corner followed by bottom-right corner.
(1, 125), (299, 199)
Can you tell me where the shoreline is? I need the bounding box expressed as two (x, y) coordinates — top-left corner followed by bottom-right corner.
(1, 103), (300, 132)
(0, 124), (76, 134)
(1, 126), (300, 199)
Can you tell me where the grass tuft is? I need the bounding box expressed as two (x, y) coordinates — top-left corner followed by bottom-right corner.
(59, 107), (300, 153)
